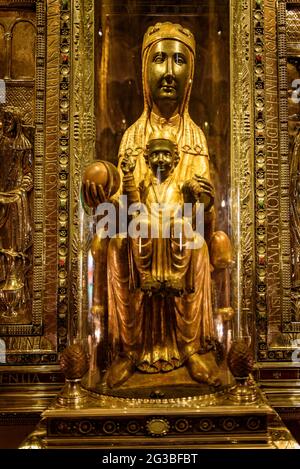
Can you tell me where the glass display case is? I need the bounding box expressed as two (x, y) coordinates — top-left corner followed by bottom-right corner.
(74, 0), (250, 402)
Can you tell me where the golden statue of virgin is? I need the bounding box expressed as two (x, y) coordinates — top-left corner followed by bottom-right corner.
(82, 22), (232, 389)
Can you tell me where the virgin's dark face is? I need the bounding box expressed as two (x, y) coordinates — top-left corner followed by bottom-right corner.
(147, 39), (191, 109)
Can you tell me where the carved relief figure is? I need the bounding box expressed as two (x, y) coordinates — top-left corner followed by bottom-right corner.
(82, 23), (232, 388)
(0, 107), (33, 319)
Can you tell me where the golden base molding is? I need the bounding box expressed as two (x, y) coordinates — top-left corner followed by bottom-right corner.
(20, 384), (298, 449)
(254, 363), (300, 406)
(254, 363), (300, 437)
(0, 365), (64, 415)
(255, 361), (300, 379)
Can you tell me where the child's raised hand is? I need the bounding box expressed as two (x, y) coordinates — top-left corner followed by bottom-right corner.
(121, 155), (137, 174)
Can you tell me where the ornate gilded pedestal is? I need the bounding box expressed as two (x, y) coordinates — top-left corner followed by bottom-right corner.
(21, 382), (298, 449)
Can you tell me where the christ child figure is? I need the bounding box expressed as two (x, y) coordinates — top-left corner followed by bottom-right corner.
(121, 130), (203, 296)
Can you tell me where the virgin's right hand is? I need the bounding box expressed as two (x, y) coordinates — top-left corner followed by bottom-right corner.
(82, 180), (107, 208)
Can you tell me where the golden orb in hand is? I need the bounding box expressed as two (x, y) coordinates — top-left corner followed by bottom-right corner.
(82, 160), (120, 198)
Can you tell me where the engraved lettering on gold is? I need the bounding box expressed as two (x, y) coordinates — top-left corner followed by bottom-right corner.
(0, 372), (41, 384)
(44, 1), (60, 344)
(264, 1), (281, 335)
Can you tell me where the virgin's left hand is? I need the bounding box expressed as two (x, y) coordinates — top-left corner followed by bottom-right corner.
(192, 175), (215, 210)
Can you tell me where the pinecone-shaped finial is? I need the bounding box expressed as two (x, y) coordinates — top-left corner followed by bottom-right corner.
(227, 340), (253, 379)
(60, 343), (89, 380)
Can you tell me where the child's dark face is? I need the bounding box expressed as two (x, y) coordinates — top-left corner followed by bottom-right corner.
(148, 139), (175, 181)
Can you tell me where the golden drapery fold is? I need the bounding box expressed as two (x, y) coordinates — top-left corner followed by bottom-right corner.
(107, 234), (213, 373)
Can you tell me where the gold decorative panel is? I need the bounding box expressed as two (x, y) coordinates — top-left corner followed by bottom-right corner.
(5, 85), (35, 124)
(253, 0), (283, 355)
(0, 0), (67, 369)
(230, 0), (254, 355)
(0, 106), (34, 324)
(11, 20), (36, 79)
(251, 0), (300, 363)
(286, 5), (300, 46)
(0, 2), (36, 337)
(0, 23), (5, 78)
(69, 0), (95, 339)
(287, 7), (300, 329)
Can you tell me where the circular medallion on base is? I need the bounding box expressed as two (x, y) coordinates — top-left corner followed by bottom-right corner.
(146, 418), (170, 437)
